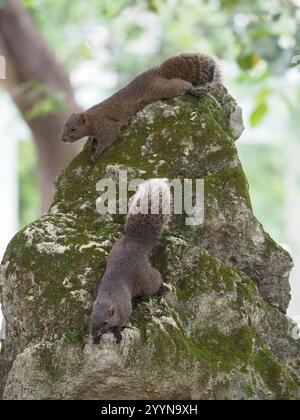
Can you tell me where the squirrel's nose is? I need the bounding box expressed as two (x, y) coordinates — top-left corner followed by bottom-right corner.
(62, 136), (71, 143)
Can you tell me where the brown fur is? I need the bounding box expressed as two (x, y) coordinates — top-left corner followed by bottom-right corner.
(61, 53), (220, 162)
(90, 236), (163, 344)
(90, 181), (170, 344)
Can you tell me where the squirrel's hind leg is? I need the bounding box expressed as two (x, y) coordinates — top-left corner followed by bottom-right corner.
(187, 81), (220, 98)
(137, 266), (162, 297)
(187, 85), (210, 98)
(158, 78), (194, 100)
(90, 127), (120, 163)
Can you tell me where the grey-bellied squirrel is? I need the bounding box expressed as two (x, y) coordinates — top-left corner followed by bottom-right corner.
(90, 179), (172, 344)
(62, 53), (221, 162)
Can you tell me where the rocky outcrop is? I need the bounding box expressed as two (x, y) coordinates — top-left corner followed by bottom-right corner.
(0, 86), (299, 399)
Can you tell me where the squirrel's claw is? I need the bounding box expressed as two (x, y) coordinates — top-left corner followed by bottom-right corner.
(90, 146), (105, 163)
(188, 86), (210, 98)
(92, 334), (101, 345)
(89, 138), (104, 163)
(90, 153), (98, 163)
(111, 326), (123, 344)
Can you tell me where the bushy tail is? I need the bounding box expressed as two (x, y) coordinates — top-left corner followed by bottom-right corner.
(125, 179), (172, 245)
(159, 53), (221, 86)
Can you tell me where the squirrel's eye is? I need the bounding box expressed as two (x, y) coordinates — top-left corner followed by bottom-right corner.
(104, 320), (108, 325)
(71, 127), (76, 132)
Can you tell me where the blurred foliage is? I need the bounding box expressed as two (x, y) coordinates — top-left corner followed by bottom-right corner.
(239, 144), (285, 240)
(18, 140), (39, 228)
(250, 88), (271, 127)
(16, 81), (67, 120)
(18, 0), (300, 114)
(19, 0), (300, 70)
(14, 0), (300, 242)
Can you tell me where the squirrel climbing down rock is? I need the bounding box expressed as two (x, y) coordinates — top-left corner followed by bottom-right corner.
(61, 53), (221, 162)
(90, 179), (172, 344)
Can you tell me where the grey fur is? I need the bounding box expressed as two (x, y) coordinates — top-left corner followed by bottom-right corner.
(90, 180), (171, 344)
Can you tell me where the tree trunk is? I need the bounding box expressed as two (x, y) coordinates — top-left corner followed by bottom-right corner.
(0, 0), (82, 212)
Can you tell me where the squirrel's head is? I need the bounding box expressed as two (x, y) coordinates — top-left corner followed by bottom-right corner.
(90, 300), (117, 343)
(61, 112), (89, 143)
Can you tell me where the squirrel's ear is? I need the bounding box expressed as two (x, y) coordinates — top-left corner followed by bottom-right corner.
(79, 113), (87, 124)
(108, 304), (115, 317)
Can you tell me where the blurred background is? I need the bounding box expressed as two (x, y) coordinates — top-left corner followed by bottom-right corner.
(0, 0), (299, 326)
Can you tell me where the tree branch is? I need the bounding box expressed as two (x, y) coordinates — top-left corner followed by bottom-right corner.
(0, 0), (82, 212)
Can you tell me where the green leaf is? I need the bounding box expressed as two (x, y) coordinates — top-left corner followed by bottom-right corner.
(18, 140), (39, 229)
(25, 96), (66, 120)
(256, 88), (271, 103)
(237, 53), (260, 71)
(250, 102), (268, 127)
(146, 0), (159, 13)
(220, 0), (240, 9)
(77, 43), (93, 60)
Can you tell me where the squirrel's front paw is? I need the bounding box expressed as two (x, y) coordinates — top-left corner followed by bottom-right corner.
(92, 334), (101, 344)
(90, 150), (102, 163)
(188, 86), (209, 98)
(90, 153), (99, 163)
(111, 326), (123, 344)
(89, 138), (105, 163)
(90, 146), (105, 163)
(90, 137), (98, 152)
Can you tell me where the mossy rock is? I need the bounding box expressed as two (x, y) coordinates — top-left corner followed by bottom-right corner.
(0, 88), (299, 400)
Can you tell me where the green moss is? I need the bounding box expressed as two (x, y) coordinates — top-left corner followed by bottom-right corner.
(0, 354), (12, 400)
(236, 280), (255, 303)
(242, 384), (256, 399)
(1, 211), (121, 346)
(263, 233), (293, 264)
(191, 325), (255, 372)
(204, 166), (252, 211)
(64, 329), (86, 349)
(254, 350), (299, 399)
(174, 249), (250, 301)
(127, 316), (255, 381)
(52, 93), (241, 209)
(37, 346), (57, 378)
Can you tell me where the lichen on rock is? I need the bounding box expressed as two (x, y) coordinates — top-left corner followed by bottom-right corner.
(0, 86), (299, 400)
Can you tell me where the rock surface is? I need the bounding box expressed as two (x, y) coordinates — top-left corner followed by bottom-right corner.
(1, 86), (299, 400)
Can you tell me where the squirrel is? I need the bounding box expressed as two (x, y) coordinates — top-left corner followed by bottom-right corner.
(61, 53), (221, 162)
(90, 179), (171, 344)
